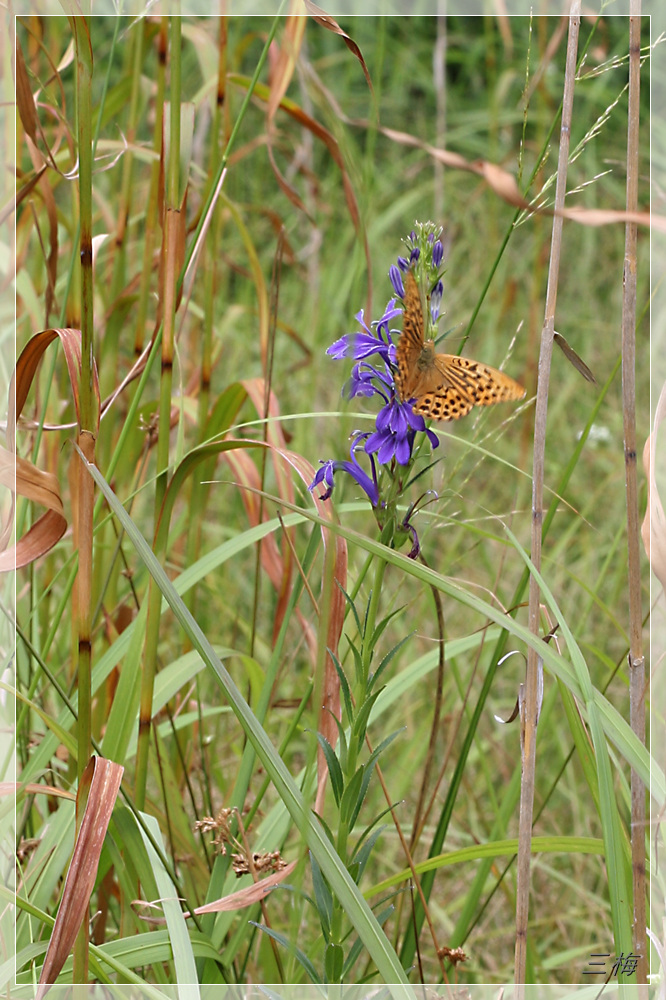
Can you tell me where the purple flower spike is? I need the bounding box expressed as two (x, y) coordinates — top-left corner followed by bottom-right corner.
(410, 247), (420, 264)
(432, 240), (444, 268)
(397, 256), (410, 272)
(389, 265), (405, 298)
(430, 280), (443, 323)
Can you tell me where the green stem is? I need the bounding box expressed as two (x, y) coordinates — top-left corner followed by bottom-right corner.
(362, 555), (387, 691)
(135, 14), (181, 812)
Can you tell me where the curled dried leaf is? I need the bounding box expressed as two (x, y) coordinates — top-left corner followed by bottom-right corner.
(304, 0), (374, 96)
(37, 757), (124, 996)
(554, 331), (598, 383)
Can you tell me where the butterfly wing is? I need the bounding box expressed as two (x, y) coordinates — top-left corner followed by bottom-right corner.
(395, 271), (425, 402)
(394, 270), (525, 422)
(413, 355), (525, 422)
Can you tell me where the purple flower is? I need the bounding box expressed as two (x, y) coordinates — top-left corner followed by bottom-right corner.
(430, 280), (443, 323)
(309, 437), (379, 507)
(365, 393), (439, 466)
(433, 240), (444, 268)
(346, 360), (392, 400)
(389, 265), (405, 298)
(327, 304), (399, 368)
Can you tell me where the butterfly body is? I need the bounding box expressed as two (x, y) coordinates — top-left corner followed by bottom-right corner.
(395, 271), (525, 422)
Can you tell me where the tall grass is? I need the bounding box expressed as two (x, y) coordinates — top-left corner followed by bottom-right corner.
(7, 12), (655, 988)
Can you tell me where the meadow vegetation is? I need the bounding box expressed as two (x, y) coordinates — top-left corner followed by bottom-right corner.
(8, 12), (655, 989)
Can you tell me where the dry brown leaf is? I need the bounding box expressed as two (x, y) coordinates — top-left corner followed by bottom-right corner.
(304, 0), (374, 96)
(12, 328), (100, 435)
(267, 15), (307, 124)
(3, 164), (47, 225)
(473, 158), (526, 207)
(37, 756), (124, 996)
(0, 447), (66, 570)
(553, 331), (597, 383)
(316, 530), (346, 809)
(1, 781), (75, 801)
(346, 118), (660, 232)
(189, 858), (296, 913)
(24, 134), (59, 323)
(0, 328), (100, 571)
(15, 38), (38, 144)
(136, 859), (297, 921)
(642, 381), (666, 591)
(231, 380), (296, 641)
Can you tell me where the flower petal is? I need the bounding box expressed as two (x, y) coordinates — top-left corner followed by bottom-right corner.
(389, 265), (405, 298)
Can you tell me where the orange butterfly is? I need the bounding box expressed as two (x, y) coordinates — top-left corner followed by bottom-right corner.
(395, 271), (525, 421)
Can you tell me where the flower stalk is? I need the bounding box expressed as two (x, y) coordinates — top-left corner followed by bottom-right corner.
(309, 223), (447, 558)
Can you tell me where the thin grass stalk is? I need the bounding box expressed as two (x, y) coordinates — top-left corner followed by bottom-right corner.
(70, 11), (95, 984)
(622, 8), (648, 987)
(250, 235), (283, 659)
(183, 16), (228, 633)
(433, 14), (446, 222)
(135, 16), (182, 811)
(183, 228), (216, 629)
(514, 6), (580, 988)
(100, 25), (142, 397)
(133, 19), (168, 357)
(92, 24), (142, 741)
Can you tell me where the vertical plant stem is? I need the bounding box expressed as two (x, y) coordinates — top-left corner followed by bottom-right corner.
(134, 19), (167, 357)
(622, 7), (647, 988)
(250, 233), (283, 658)
(135, 14), (182, 811)
(433, 12), (446, 222)
(71, 11), (95, 984)
(514, 5), (580, 989)
(361, 554), (386, 685)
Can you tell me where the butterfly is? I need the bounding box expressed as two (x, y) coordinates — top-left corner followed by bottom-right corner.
(394, 270), (525, 421)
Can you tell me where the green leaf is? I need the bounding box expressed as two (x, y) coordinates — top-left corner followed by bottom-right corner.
(249, 922), (322, 985)
(340, 765), (365, 828)
(325, 941), (344, 983)
(329, 648), (354, 722)
(316, 733), (344, 806)
(309, 851), (332, 941)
